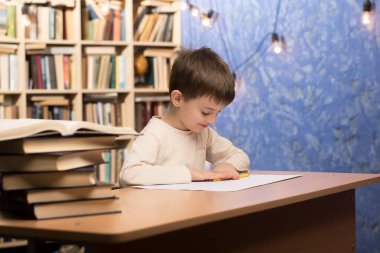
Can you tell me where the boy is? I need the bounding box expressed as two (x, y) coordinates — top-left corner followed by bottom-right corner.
(119, 47), (250, 186)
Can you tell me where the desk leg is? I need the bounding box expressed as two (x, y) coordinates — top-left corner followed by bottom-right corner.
(90, 190), (355, 253)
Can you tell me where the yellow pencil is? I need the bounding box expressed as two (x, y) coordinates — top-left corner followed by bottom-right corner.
(212, 170), (250, 182)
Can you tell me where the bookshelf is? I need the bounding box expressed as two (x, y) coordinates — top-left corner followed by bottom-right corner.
(0, 0), (181, 158)
(0, 0), (181, 123)
(0, 0), (181, 249)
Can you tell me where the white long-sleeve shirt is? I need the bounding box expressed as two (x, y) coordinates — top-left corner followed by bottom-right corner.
(119, 117), (250, 186)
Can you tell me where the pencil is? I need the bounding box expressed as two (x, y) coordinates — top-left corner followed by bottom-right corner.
(212, 170), (250, 182)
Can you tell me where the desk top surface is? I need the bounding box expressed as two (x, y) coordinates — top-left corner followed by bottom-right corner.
(0, 170), (379, 244)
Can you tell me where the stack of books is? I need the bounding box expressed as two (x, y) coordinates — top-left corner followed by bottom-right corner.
(0, 119), (137, 220)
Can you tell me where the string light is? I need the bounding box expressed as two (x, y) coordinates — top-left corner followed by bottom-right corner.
(201, 10), (218, 27)
(189, 4), (199, 17)
(361, 0), (374, 26)
(272, 33), (282, 54)
(185, 2), (217, 28)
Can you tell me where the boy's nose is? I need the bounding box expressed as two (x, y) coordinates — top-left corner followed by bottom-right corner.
(208, 115), (217, 125)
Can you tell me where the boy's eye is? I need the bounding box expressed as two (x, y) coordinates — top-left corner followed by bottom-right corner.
(201, 111), (211, 116)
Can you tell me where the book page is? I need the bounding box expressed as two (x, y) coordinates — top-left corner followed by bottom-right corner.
(133, 174), (302, 192)
(0, 119), (138, 141)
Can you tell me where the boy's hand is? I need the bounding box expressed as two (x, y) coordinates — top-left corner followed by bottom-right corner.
(188, 167), (227, 181)
(212, 163), (240, 180)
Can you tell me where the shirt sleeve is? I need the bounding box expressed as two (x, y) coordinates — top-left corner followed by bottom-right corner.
(205, 127), (250, 171)
(119, 132), (191, 186)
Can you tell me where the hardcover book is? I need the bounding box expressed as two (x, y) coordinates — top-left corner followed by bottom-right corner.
(0, 118), (138, 141)
(0, 150), (106, 172)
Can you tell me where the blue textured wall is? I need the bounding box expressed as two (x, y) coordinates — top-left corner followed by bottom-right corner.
(181, 0), (380, 252)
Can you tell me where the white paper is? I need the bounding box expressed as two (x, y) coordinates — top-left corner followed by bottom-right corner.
(133, 174), (302, 192)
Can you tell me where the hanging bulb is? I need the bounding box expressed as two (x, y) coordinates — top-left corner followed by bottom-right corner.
(201, 10), (218, 27)
(272, 33), (282, 54)
(201, 14), (210, 27)
(361, 0), (373, 26)
(22, 5), (31, 26)
(189, 5), (199, 17)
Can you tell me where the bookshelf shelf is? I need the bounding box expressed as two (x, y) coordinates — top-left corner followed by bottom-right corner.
(0, 91), (22, 95)
(81, 41), (128, 46)
(26, 90), (80, 94)
(25, 40), (77, 45)
(82, 89), (131, 94)
(134, 88), (169, 93)
(133, 41), (179, 47)
(0, 39), (20, 44)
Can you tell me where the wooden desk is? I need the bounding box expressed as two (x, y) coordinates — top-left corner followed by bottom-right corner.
(0, 171), (379, 253)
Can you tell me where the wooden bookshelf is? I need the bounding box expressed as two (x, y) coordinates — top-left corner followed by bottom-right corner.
(1, 1), (180, 248)
(0, 0), (181, 126)
(0, 0), (181, 167)
(0, 0), (181, 182)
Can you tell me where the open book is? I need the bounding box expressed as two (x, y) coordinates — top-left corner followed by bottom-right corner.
(0, 119), (138, 141)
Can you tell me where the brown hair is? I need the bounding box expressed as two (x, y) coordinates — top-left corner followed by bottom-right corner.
(169, 47), (235, 105)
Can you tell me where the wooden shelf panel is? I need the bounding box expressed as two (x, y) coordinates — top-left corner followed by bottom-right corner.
(82, 89), (132, 94)
(0, 38), (20, 44)
(81, 41), (129, 46)
(133, 41), (180, 48)
(134, 88), (169, 94)
(26, 90), (80, 95)
(24, 40), (77, 45)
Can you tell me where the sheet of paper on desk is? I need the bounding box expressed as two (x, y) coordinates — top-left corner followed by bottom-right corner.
(133, 174), (302, 192)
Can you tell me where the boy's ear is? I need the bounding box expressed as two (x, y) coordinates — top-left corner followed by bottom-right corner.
(170, 90), (183, 107)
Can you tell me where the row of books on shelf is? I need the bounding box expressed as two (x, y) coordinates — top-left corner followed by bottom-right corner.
(84, 100), (122, 126)
(0, 4), (16, 39)
(27, 95), (72, 120)
(0, 118), (137, 219)
(82, 0), (125, 41)
(27, 54), (74, 90)
(96, 149), (125, 184)
(134, 11), (174, 42)
(135, 99), (168, 131)
(24, 4), (74, 40)
(83, 53), (127, 90)
(27, 104), (72, 120)
(0, 52), (18, 91)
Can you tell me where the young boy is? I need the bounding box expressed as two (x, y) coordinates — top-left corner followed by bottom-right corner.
(119, 47), (250, 186)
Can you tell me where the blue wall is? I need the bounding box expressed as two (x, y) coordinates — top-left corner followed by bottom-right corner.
(182, 1), (380, 252)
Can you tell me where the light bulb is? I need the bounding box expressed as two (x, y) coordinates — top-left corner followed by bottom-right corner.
(361, 0), (373, 26)
(190, 5), (199, 17)
(361, 11), (371, 25)
(201, 16), (211, 27)
(272, 33), (282, 54)
(273, 43), (282, 54)
(201, 10), (217, 28)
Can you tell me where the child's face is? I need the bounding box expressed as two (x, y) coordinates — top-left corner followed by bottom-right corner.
(177, 96), (226, 133)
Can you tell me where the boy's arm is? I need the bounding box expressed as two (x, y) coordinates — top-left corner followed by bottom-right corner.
(119, 133), (191, 186)
(206, 127), (250, 172)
